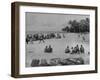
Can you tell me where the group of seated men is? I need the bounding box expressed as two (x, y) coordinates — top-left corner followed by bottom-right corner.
(44, 45), (53, 53)
(65, 45), (85, 54)
(44, 44), (85, 54)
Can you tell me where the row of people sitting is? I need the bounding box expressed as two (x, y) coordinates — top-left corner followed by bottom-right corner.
(26, 32), (63, 44)
(65, 45), (85, 54)
(44, 44), (85, 54)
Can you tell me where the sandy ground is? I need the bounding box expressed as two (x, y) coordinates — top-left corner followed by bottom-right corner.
(25, 33), (90, 67)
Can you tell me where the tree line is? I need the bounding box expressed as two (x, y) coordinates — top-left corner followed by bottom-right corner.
(62, 18), (89, 33)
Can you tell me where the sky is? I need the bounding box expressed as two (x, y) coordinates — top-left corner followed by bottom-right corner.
(26, 12), (89, 32)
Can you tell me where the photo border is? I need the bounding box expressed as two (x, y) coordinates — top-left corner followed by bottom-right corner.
(11, 2), (98, 78)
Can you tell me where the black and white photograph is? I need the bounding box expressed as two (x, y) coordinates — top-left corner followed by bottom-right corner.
(11, 2), (97, 78)
(25, 12), (90, 67)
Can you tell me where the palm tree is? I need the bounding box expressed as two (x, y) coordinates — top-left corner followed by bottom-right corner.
(68, 20), (79, 32)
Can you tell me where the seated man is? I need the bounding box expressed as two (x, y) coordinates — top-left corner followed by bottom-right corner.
(71, 47), (74, 54)
(65, 46), (70, 53)
(76, 45), (80, 54)
(44, 46), (48, 53)
(80, 45), (85, 53)
(73, 47), (77, 53)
